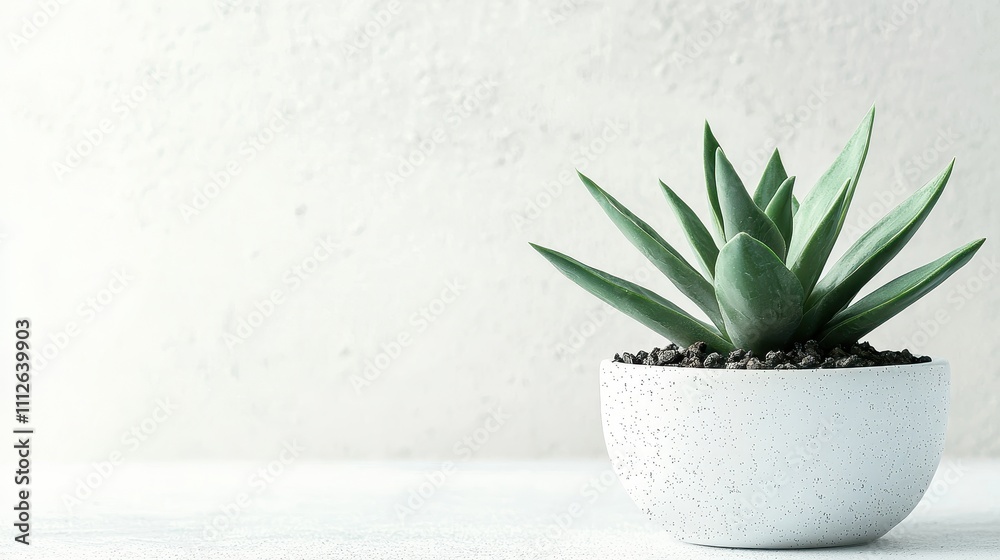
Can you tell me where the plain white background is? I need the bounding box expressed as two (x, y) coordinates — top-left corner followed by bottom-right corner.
(0, 0), (997, 465)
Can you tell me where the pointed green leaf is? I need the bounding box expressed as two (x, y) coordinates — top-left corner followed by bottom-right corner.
(715, 233), (805, 354)
(765, 176), (795, 246)
(715, 149), (787, 260)
(530, 243), (735, 352)
(578, 172), (726, 331)
(797, 161), (954, 338)
(818, 239), (985, 347)
(659, 180), (719, 278)
(788, 106), (875, 286)
(787, 179), (852, 297)
(703, 122), (726, 245)
(753, 149), (788, 209)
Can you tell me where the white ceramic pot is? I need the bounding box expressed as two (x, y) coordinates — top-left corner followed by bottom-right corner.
(600, 359), (949, 549)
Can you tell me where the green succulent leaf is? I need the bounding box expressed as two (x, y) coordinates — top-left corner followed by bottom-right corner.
(530, 243), (735, 353)
(659, 180), (719, 278)
(715, 149), (787, 260)
(764, 176), (796, 246)
(818, 239), (985, 348)
(753, 149), (788, 209)
(791, 195), (800, 216)
(787, 179), (852, 297)
(703, 122), (726, 245)
(797, 161), (954, 338)
(578, 172), (726, 331)
(787, 106), (875, 290)
(714, 233), (804, 354)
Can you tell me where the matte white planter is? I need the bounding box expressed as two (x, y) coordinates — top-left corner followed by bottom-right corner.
(600, 359), (949, 549)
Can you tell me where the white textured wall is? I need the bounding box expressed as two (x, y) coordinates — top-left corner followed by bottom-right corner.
(1, 0), (998, 461)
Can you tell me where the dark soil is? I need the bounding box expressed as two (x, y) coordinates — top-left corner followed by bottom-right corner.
(612, 340), (931, 370)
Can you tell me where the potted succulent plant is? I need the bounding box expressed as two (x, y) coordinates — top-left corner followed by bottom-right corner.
(530, 107), (985, 549)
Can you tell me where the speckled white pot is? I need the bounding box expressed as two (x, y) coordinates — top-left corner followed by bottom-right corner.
(600, 359), (949, 549)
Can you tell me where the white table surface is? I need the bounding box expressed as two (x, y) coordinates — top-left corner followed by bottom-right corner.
(13, 459), (1000, 559)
